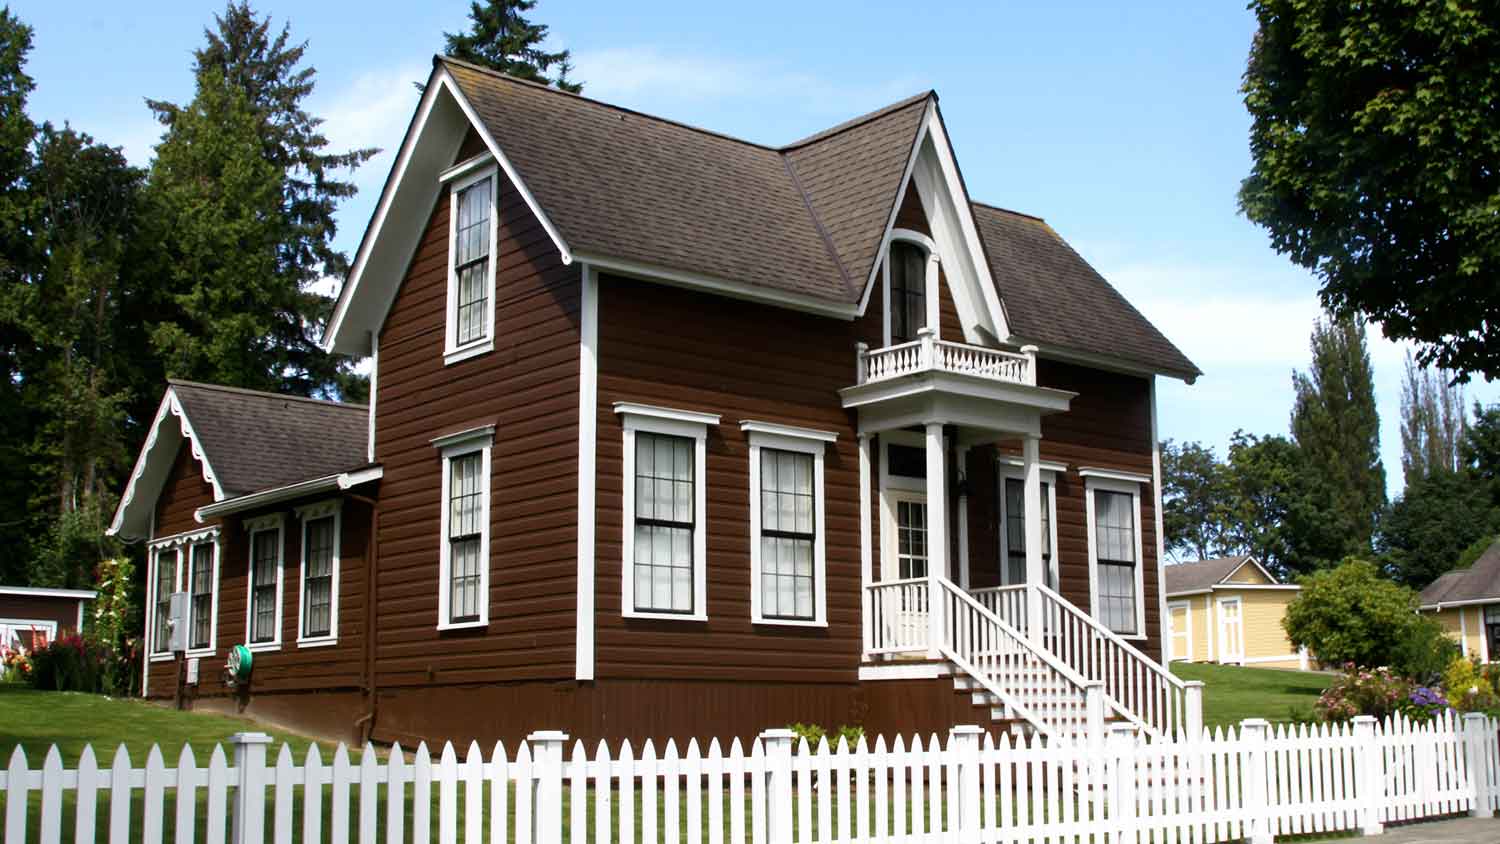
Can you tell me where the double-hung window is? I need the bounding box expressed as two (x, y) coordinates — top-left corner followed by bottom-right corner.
(435, 426), (492, 629)
(151, 547), (179, 656)
(744, 421), (835, 626)
(187, 541), (216, 652)
(999, 461), (1059, 589)
(616, 403), (718, 621)
(444, 164), (498, 365)
(297, 501), (341, 645)
(245, 515), (284, 650)
(888, 241), (928, 344)
(1083, 471), (1147, 638)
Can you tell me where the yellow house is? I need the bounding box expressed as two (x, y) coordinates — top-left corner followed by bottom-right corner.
(1163, 555), (1309, 669)
(1418, 538), (1500, 663)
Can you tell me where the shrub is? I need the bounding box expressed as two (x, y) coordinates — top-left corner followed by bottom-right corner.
(787, 723), (864, 751)
(1442, 656), (1500, 714)
(1283, 559), (1428, 670)
(27, 635), (117, 694)
(0, 643), (31, 683)
(1397, 686), (1450, 723)
(1315, 666), (1411, 722)
(1390, 614), (1461, 684)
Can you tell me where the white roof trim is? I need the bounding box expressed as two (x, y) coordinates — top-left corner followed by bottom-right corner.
(429, 424), (497, 450)
(738, 420), (839, 443)
(998, 455), (1069, 474)
(438, 151), (496, 184)
(1422, 597), (1500, 611)
(194, 467), (383, 521)
(107, 387), (226, 539)
(857, 100), (934, 316)
(1077, 466), (1153, 485)
(1222, 555), (1281, 586)
(0, 586), (97, 600)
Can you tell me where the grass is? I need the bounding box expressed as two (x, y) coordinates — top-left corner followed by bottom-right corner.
(1171, 662), (1334, 729)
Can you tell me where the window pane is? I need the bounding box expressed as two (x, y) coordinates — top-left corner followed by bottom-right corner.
(453, 177), (492, 346)
(897, 500), (928, 580)
(632, 432), (696, 614)
(250, 530), (279, 643)
(757, 449), (815, 620)
(887, 444), (926, 479)
(890, 241), (927, 342)
(303, 516), (336, 638)
(1093, 489), (1140, 635)
(190, 543), (213, 649)
(153, 550), (177, 653)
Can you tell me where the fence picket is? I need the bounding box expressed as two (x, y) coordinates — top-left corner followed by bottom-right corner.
(619, 741), (636, 844)
(594, 741), (612, 844)
(706, 740), (724, 844)
(572, 740), (588, 844)
(206, 744), (228, 844)
(413, 744), (432, 844)
(334, 744), (355, 844)
(664, 740), (681, 844)
(75, 744), (99, 844)
(685, 740), (702, 844)
(174, 746), (199, 844)
(488, 742), (509, 844)
(361, 744), (381, 844)
(274, 744), (295, 844)
(383, 745), (402, 844)
(461, 742), (481, 844)
(39, 745), (62, 844)
(514, 740), (533, 844)
(143, 745), (166, 844)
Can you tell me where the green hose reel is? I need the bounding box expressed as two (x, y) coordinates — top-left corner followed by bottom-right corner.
(224, 644), (253, 687)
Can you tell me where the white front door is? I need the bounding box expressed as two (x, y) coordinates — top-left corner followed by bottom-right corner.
(1217, 597), (1244, 665)
(1167, 602), (1192, 662)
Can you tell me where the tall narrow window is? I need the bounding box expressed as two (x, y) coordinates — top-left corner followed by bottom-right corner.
(1002, 477), (1053, 587)
(448, 453), (485, 624)
(633, 432), (696, 615)
(152, 549), (178, 654)
(188, 542), (214, 651)
(889, 241), (927, 343)
(249, 527), (281, 645)
(897, 500), (928, 580)
(1486, 606), (1500, 661)
(759, 449), (815, 621)
(1092, 489), (1139, 635)
(445, 167), (497, 364)
(302, 515), (336, 639)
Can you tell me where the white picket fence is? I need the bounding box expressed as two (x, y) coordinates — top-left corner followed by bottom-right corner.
(2, 713), (1497, 844)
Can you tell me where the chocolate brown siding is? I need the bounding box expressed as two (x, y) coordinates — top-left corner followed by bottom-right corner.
(0, 595), (87, 635)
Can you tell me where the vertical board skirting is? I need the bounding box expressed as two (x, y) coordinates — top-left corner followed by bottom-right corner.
(575, 264), (598, 680)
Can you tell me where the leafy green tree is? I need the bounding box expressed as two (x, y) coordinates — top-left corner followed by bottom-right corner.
(1161, 439), (1229, 561)
(1464, 403), (1500, 485)
(444, 0), (580, 92)
(145, 2), (374, 397)
(1240, 1), (1500, 378)
(1379, 470), (1500, 588)
(1289, 314), (1385, 556)
(1399, 354), (1468, 485)
(1283, 559), (1426, 669)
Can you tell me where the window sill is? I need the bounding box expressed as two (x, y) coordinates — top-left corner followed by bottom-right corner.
(185, 648), (216, 659)
(296, 637), (338, 649)
(623, 609), (708, 623)
(443, 340), (493, 367)
(245, 642), (281, 653)
(752, 617), (827, 628)
(148, 653), (175, 663)
(437, 619), (488, 632)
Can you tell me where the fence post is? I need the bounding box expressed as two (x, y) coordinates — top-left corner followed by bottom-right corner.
(1464, 713), (1494, 818)
(1107, 723), (1138, 844)
(230, 732), (271, 844)
(761, 728), (795, 844)
(1183, 681), (1205, 741)
(528, 730), (568, 844)
(1239, 718), (1272, 844)
(1352, 715), (1384, 837)
(1084, 682), (1106, 747)
(949, 725), (983, 838)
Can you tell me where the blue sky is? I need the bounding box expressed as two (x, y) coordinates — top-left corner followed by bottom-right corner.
(17, 1), (1498, 497)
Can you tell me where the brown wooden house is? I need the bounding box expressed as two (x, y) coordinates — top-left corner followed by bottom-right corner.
(110, 58), (1202, 747)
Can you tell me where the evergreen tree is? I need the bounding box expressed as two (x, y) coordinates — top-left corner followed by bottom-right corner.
(1288, 314), (1385, 557)
(1399, 353), (1467, 485)
(1161, 439), (1229, 562)
(1464, 403), (1500, 485)
(145, 2), (374, 397)
(443, 0), (581, 92)
(1378, 471), (1500, 588)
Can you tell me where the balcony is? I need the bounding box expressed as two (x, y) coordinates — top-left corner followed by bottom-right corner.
(855, 330), (1036, 387)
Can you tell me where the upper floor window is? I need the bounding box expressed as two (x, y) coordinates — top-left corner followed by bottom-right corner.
(445, 167), (498, 365)
(889, 241), (927, 343)
(1084, 473), (1146, 638)
(434, 426), (493, 630)
(616, 403), (718, 622)
(744, 421), (835, 627)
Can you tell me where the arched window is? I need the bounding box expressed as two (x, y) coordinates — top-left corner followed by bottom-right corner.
(889, 241), (927, 343)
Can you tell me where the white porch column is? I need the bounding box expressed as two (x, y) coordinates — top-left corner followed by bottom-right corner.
(1023, 433), (1044, 644)
(859, 434), (873, 655)
(957, 444), (971, 590)
(925, 422), (948, 658)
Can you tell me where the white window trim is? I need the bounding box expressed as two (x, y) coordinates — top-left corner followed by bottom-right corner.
(882, 228), (941, 347)
(295, 499), (342, 647)
(182, 537), (221, 658)
(443, 165), (499, 366)
(742, 422), (836, 628)
(617, 403), (717, 622)
(1085, 476), (1147, 641)
(146, 543), (181, 662)
(878, 430), (933, 581)
(437, 431), (492, 631)
(997, 465), (1060, 588)
(1166, 600), (1193, 662)
(244, 514), (286, 653)
(0, 619), (58, 650)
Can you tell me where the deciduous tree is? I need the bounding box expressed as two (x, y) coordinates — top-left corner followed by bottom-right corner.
(1283, 559), (1427, 669)
(1161, 439), (1229, 562)
(1399, 353), (1467, 485)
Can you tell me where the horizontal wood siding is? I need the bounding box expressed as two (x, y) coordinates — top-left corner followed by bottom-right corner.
(154, 443), (215, 539)
(0, 595), (86, 635)
(595, 274), (864, 685)
(372, 131), (581, 689)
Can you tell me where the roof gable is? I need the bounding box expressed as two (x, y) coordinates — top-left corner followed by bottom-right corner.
(1419, 538), (1500, 607)
(1163, 556), (1276, 595)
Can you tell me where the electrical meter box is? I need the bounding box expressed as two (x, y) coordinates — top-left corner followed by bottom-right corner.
(167, 592), (189, 653)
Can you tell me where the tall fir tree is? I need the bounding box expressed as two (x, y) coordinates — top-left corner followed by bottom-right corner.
(1399, 353), (1467, 485)
(1288, 314), (1386, 558)
(443, 0), (581, 92)
(145, 2), (375, 398)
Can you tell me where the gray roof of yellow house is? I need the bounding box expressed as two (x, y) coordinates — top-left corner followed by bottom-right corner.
(1419, 539), (1500, 607)
(1163, 555), (1277, 596)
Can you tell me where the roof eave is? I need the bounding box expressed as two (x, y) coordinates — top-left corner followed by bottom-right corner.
(194, 466), (383, 522)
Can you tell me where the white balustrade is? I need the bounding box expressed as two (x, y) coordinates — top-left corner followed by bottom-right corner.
(856, 332), (1035, 387)
(864, 578), (929, 654)
(967, 584), (1027, 631)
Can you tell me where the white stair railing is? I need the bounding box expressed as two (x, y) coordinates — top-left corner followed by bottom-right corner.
(936, 579), (1094, 741)
(967, 584), (1027, 631)
(864, 578), (930, 654)
(1032, 582), (1201, 739)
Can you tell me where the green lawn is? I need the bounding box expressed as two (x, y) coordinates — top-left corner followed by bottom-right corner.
(1171, 662), (1333, 729)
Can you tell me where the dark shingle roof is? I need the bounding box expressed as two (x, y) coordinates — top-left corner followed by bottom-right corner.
(1419, 539), (1500, 606)
(439, 58), (1199, 379)
(1164, 556), (1259, 595)
(971, 203), (1200, 381)
(170, 381), (369, 497)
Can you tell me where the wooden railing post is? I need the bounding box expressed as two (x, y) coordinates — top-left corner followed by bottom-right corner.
(948, 725), (984, 838)
(854, 341), (868, 385)
(1239, 718), (1273, 844)
(1183, 681), (1205, 741)
(760, 728), (795, 844)
(1084, 681), (1106, 746)
(1464, 712), (1495, 818)
(1352, 715), (1385, 836)
(1020, 344), (1039, 385)
(917, 327), (936, 371)
(528, 730), (567, 844)
(230, 732), (271, 844)
(1107, 723), (1139, 844)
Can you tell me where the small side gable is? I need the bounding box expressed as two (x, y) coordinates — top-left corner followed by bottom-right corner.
(1223, 557), (1279, 586)
(108, 388), (224, 541)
